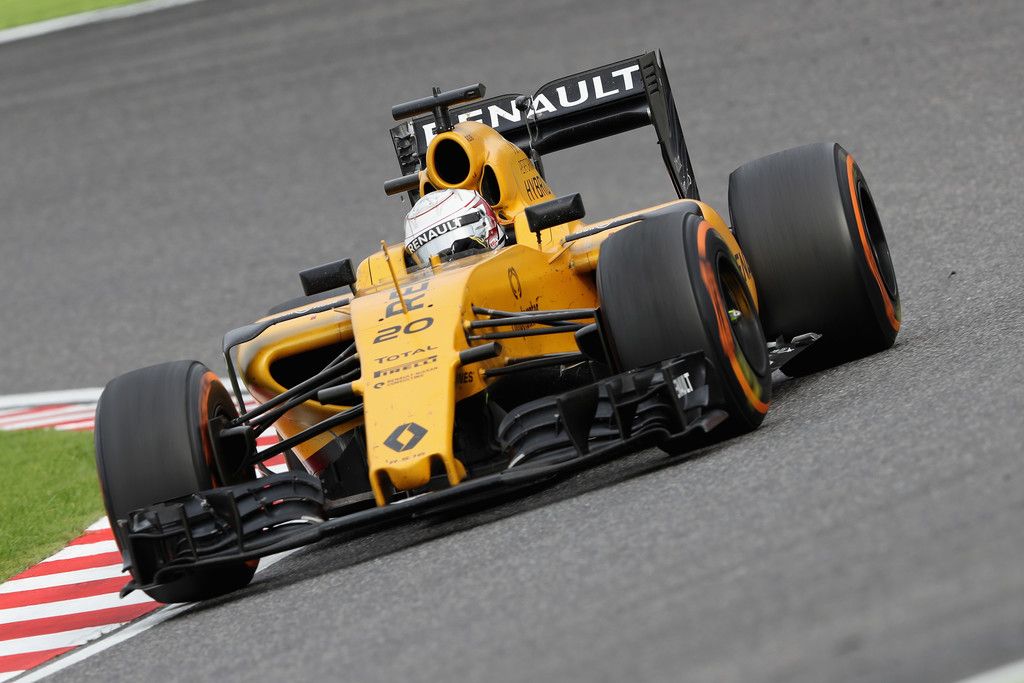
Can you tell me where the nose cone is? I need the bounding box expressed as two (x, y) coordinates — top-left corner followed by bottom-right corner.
(363, 356), (468, 504)
(348, 275), (472, 505)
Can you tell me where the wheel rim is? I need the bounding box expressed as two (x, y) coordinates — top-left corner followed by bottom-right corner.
(857, 180), (898, 301)
(717, 254), (770, 377)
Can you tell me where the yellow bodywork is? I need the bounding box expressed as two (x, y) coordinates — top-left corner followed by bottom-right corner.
(235, 121), (754, 506)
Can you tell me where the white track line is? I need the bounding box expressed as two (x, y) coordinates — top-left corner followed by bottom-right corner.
(40, 541), (119, 563)
(0, 409), (97, 431)
(53, 420), (95, 431)
(957, 659), (1024, 683)
(0, 390), (100, 410)
(0, 407), (43, 419)
(0, 590), (152, 626)
(0, 383), (253, 411)
(0, 406), (91, 426)
(10, 604), (189, 681)
(0, 0), (207, 47)
(16, 548), (298, 682)
(0, 405), (95, 428)
(0, 624), (129, 659)
(0, 566), (125, 595)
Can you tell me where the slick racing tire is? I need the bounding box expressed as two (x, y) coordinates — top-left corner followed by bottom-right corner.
(597, 211), (772, 432)
(94, 361), (257, 603)
(728, 143), (901, 375)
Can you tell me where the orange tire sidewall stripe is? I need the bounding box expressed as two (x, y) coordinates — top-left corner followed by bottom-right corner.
(200, 370), (259, 568)
(697, 221), (769, 415)
(198, 370), (220, 485)
(846, 154), (900, 332)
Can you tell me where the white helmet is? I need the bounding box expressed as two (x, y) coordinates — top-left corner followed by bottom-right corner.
(404, 189), (504, 265)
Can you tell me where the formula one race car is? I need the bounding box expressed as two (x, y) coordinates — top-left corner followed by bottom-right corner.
(94, 51), (901, 602)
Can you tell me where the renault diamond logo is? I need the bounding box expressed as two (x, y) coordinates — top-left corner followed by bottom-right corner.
(384, 422), (428, 452)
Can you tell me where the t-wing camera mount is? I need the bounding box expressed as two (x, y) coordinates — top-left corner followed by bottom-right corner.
(384, 84), (487, 197)
(391, 83), (486, 132)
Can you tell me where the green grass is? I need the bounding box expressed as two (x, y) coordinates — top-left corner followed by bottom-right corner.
(0, 0), (142, 30)
(0, 429), (105, 582)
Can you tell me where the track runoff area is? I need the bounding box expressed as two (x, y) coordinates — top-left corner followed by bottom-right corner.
(0, 391), (284, 681)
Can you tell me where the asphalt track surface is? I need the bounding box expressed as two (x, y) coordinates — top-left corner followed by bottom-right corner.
(2, 0), (1023, 681)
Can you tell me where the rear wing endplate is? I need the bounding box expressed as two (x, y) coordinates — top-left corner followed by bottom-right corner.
(389, 51), (699, 200)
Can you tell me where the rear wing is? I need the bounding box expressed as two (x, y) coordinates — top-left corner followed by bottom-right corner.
(388, 51), (699, 200)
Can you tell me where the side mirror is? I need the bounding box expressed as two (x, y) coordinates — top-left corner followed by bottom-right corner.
(300, 258), (356, 296)
(525, 193), (585, 235)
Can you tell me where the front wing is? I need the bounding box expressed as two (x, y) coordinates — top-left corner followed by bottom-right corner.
(118, 352), (722, 595)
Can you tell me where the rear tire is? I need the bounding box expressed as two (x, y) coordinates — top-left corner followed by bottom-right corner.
(597, 210), (771, 432)
(728, 142), (901, 375)
(94, 360), (257, 603)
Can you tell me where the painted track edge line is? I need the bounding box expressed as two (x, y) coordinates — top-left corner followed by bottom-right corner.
(955, 659), (1024, 683)
(9, 604), (190, 682)
(13, 548), (297, 682)
(0, 390), (102, 410)
(0, 378), (251, 410)
(0, 0), (207, 46)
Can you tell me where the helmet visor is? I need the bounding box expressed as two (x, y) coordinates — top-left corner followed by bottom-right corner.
(405, 210), (488, 264)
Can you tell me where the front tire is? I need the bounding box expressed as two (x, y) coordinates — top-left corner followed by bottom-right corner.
(94, 360), (257, 603)
(728, 142), (901, 375)
(597, 210), (772, 432)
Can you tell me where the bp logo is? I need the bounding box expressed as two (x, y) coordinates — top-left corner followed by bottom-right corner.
(383, 422), (428, 452)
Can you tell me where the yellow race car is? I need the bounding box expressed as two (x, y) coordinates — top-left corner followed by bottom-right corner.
(94, 52), (901, 603)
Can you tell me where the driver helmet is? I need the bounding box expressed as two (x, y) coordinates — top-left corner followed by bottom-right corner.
(404, 189), (504, 265)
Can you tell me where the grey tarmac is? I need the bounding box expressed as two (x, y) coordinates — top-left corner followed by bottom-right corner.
(1, 0), (1023, 681)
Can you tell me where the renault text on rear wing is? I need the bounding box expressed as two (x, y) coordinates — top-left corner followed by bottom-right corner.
(389, 51), (699, 201)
